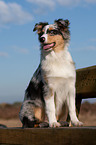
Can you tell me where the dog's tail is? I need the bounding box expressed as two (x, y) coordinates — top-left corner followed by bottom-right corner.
(19, 100), (45, 128)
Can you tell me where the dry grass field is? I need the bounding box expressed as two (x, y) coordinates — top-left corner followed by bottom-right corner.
(0, 102), (96, 127)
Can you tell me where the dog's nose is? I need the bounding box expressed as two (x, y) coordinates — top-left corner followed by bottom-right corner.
(39, 37), (45, 43)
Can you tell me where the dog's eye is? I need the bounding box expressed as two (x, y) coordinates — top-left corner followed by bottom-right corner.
(48, 29), (60, 35)
(50, 30), (55, 34)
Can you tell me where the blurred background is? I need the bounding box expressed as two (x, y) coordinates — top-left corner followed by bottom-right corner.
(0, 0), (96, 127)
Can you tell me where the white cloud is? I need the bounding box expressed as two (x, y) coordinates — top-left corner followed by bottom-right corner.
(0, 52), (9, 57)
(26, 0), (96, 11)
(57, 0), (80, 6)
(0, 1), (33, 26)
(27, 0), (55, 9)
(76, 45), (96, 51)
(26, 0), (55, 13)
(12, 46), (29, 54)
(57, 0), (96, 7)
(84, 0), (96, 3)
(19, 48), (29, 54)
(90, 38), (96, 42)
(87, 46), (96, 50)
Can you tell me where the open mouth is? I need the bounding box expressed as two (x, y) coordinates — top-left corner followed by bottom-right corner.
(42, 42), (56, 51)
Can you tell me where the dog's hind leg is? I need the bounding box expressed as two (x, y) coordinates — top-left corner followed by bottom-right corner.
(19, 100), (45, 128)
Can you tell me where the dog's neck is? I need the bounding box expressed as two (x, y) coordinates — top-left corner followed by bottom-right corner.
(41, 42), (69, 58)
(40, 44), (69, 64)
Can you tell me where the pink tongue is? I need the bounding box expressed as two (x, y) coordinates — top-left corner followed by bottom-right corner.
(43, 43), (54, 50)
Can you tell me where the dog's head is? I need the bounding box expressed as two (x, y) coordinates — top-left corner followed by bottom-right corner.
(33, 19), (70, 52)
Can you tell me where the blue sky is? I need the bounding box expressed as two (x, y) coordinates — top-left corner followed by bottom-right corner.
(0, 0), (96, 103)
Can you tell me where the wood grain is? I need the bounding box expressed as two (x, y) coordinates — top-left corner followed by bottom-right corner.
(76, 65), (96, 99)
(0, 127), (96, 145)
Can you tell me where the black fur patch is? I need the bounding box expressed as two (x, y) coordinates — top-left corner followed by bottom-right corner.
(25, 65), (44, 103)
(47, 29), (61, 36)
(26, 81), (44, 100)
(33, 22), (48, 32)
(22, 116), (38, 128)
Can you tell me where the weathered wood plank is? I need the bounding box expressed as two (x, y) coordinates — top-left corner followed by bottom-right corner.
(76, 65), (96, 99)
(0, 127), (96, 145)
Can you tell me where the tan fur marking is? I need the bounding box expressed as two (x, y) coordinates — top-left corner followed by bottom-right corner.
(47, 34), (64, 53)
(34, 124), (39, 128)
(44, 88), (54, 100)
(43, 74), (48, 83)
(42, 29), (44, 33)
(34, 107), (45, 122)
(36, 25), (43, 34)
(37, 30), (41, 34)
(48, 27), (54, 31)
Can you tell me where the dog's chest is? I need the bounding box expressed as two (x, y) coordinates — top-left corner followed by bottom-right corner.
(41, 50), (75, 79)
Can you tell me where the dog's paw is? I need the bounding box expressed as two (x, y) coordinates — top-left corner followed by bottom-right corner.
(49, 122), (61, 128)
(59, 121), (69, 127)
(71, 121), (83, 127)
(39, 122), (49, 128)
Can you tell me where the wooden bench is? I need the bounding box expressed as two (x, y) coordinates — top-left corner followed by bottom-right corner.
(0, 65), (96, 145)
(76, 65), (96, 115)
(0, 127), (96, 145)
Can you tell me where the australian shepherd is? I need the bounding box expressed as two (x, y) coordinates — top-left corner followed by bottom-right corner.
(19, 19), (83, 128)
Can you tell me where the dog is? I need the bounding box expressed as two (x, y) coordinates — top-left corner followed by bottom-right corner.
(19, 19), (83, 128)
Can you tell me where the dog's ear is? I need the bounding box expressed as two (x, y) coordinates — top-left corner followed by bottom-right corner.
(33, 22), (49, 34)
(54, 19), (70, 30)
(54, 19), (70, 40)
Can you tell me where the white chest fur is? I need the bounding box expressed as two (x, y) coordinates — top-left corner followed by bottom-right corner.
(41, 48), (76, 79)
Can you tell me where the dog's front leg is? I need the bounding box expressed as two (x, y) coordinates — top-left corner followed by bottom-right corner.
(67, 87), (83, 126)
(44, 89), (60, 128)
